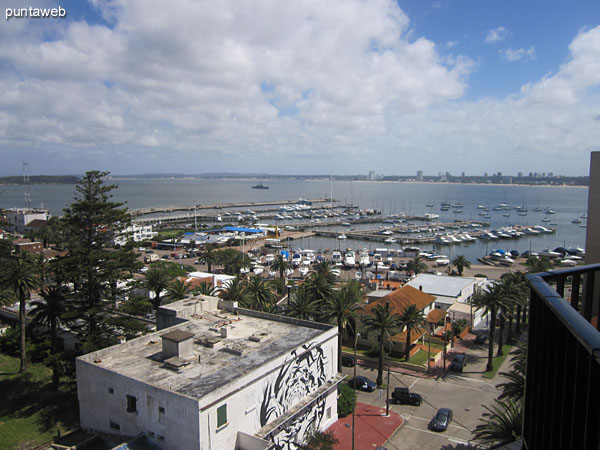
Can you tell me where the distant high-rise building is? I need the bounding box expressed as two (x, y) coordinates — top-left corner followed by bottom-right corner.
(548, 172), (553, 177)
(368, 171), (376, 181)
(542, 172), (546, 177)
(484, 172), (488, 177)
(497, 172), (503, 177)
(518, 172), (524, 177)
(417, 170), (423, 181)
(461, 172), (465, 177)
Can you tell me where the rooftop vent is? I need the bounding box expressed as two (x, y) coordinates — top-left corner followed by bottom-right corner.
(161, 329), (195, 360)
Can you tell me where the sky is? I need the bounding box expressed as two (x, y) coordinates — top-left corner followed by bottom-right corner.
(1, 0), (600, 176)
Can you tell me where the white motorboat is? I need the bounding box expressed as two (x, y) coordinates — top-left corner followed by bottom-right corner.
(344, 250), (356, 268)
(291, 253), (302, 267)
(331, 268), (341, 277)
(252, 266), (264, 275)
(358, 250), (370, 266)
(332, 250), (343, 266)
(298, 266), (309, 277)
(338, 234), (347, 240)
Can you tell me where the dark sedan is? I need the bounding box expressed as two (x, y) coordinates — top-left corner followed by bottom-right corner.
(449, 353), (467, 372)
(341, 355), (355, 367)
(349, 376), (377, 392)
(429, 408), (453, 431)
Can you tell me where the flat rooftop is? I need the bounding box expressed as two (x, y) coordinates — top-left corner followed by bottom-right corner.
(406, 274), (476, 298)
(79, 309), (328, 400)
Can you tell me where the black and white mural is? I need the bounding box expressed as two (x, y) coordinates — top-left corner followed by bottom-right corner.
(259, 343), (330, 450)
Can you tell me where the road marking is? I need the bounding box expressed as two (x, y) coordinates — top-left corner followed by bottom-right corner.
(439, 381), (486, 391)
(403, 424), (467, 441)
(445, 375), (487, 384)
(409, 378), (420, 389)
(448, 437), (471, 445)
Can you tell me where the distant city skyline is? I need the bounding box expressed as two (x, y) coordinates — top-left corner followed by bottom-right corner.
(1, 0), (599, 176)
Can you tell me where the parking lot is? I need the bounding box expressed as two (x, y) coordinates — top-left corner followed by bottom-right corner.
(342, 340), (509, 450)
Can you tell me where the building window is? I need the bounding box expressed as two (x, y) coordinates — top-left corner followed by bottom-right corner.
(158, 406), (165, 414)
(109, 420), (120, 431)
(158, 436), (165, 442)
(217, 404), (227, 429)
(327, 407), (332, 419)
(126, 395), (137, 413)
(108, 387), (114, 394)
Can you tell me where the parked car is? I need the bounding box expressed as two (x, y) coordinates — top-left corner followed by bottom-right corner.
(341, 355), (355, 367)
(349, 376), (377, 392)
(449, 353), (467, 372)
(391, 387), (422, 406)
(428, 408), (453, 431)
(474, 333), (488, 345)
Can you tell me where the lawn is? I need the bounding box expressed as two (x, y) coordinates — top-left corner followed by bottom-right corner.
(406, 350), (429, 367)
(0, 354), (78, 449)
(482, 344), (513, 379)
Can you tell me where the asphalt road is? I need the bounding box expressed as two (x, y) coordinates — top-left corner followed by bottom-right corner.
(343, 340), (509, 450)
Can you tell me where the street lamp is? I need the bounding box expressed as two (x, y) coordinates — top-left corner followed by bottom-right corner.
(352, 332), (360, 450)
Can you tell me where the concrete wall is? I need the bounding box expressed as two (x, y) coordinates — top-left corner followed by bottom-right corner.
(586, 152), (600, 264)
(197, 326), (339, 450)
(76, 358), (200, 450)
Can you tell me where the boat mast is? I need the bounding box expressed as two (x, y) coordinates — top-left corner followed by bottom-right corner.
(330, 170), (333, 208)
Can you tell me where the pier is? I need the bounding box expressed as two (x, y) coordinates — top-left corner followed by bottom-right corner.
(130, 198), (336, 216)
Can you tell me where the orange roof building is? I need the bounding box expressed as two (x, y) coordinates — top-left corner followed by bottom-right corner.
(356, 285), (438, 352)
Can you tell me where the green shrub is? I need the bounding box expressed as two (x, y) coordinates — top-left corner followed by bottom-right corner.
(337, 383), (356, 417)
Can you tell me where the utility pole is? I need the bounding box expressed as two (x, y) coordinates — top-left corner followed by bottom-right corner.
(352, 332), (360, 450)
(386, 360), (391, 416)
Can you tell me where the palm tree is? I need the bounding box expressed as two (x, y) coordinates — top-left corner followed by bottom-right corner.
(218, 276), (247, 303)
(398, 304), (426, 361)
(499, 272), (528, 343)
(472, 282), (510, 371)
(271, 254), (292, 279)
(361, 302), (400, 386)
(200, 244), (218, 273)
(33, 253), (50, 289)
(407, 256), (428, 275)
(0, 253), (39, 372)
(286, 287), (320, 320)
(526, 255), (553, 273)
(244, 275), (275, 311)
(145, 266), (171, 310)
(322, 281), (363, 373)
(311, 260), (337, 284)
(30, 285), (67, 385)
(451, 255), (471, 276)
(196, 281), (217, 296)
(166, 279), (191, 302)
(473, 399), (522, 449)
(304, 271), (334, 306)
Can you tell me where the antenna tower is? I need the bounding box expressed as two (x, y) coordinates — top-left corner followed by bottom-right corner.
(23, 161), (31, 208)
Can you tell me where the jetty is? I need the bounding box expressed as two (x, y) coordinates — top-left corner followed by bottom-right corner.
(130, 198), (335, 217)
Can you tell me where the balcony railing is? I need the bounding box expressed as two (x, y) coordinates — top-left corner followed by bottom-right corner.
(524, 264), (600, 450)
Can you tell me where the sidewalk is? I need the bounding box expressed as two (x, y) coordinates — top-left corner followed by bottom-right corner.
(352, 332), (477, 379)
(328, 402), (404, 450)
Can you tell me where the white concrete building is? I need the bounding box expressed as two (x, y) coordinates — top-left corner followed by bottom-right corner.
(114, 223), (157, 246)
(77, 296), (342, 450)
(406, 274), (490, 328)
(5, 207), (49, 231)
(406, 274), (479, 310)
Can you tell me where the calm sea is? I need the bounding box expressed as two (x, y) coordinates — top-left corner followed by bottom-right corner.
(0, 178), (589, 263)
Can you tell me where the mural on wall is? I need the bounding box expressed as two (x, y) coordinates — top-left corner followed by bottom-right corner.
(272, 397), (326, 450)
(259, 342), (329, 448)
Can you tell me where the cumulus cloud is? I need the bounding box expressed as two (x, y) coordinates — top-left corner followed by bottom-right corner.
(502, 46), (536, 61)
(485, 26), (509, 44)
(0, 2), (598, 175)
